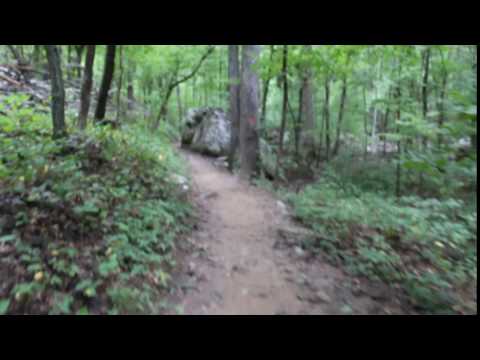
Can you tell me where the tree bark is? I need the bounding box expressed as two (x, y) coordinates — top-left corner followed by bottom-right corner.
(240, 45), (261, 180)
(95, 45), (116, 122)
(115, 46), (124, 123)
(45, 45), (66, 138)
(324, 77), (331, 162)
(176, 83), (183, 121)
(74, 45), (85, 78)
(437, 69), (448, 146)
(275, 45), (289, 183)
(228, 45), (241, 173)
(333, 75), (348, 157)
(299, 45), (315, 159)
(78, 45), (96, 129)
(260, 45), (275, 129)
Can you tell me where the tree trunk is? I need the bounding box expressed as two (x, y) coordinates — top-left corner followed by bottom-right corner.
(260, 45), (275, 129)
(228, 45), (241, 173)
(115, 45), (124, 123)
(74, 45), (85, 78)
(45, 45), (66, 138)
(437, 70), (448, 146)
(67, 45), (73, 81)
(300, 45), (315, 160)
(239, 45), (261, 180)
(363, 87), (369, 159)
(127, 71), (135, 111)
(176, 83), (183, 121)
(419, 47), (431, 189)
(295, 86), (303, 159)
(275, 45), (289, 183)
(395, 61), (403, 198)
(324, 77), (331, 162)
(333, 75), (348, 157)
(78, 45), (96, 129)
(94, 45), (116, 122)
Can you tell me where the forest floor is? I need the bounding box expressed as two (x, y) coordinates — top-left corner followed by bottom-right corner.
(163, 149), (411, 315)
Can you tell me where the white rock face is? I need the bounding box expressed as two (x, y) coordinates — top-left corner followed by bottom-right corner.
(181, 108), (231, 156)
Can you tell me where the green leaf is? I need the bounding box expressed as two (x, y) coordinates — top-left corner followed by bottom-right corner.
(0, 234), (16, 243)
(77, 307), (89, 315)
(0, 299), (10, 315)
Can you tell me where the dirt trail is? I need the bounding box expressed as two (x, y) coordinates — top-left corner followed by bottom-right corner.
(166, 150), (404, 315)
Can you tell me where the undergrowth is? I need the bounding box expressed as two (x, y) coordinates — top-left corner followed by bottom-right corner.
(0, 96), (192, 314)
(285, 164), (477, 314)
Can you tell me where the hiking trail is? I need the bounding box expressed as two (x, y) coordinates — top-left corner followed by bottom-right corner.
(165, 150), (403, 315)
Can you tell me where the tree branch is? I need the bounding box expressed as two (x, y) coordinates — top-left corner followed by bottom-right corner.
(169, 46), (215, 90)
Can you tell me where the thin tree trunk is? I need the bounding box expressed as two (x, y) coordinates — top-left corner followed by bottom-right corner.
(295, 86), (303, 159)
(395, 60), (403, 198)
(127, 71), (135, 111)
(45, 45), (66, 138)
(78, 45), (96, 129)
(333, 75), (348, 157)
(419, 47), (431, 189)
(260, 45), (275, 129)
(437, 70), (448, 146)
(228, 45), (241, 173)
(176, 83), (183, 121)
(115, 45), (124, 123)
(275, 45), (289, 183)
(74, 45), (85, 78)
(363, 87), (369, 159)
(95, 45), (116, 122)
(239, 45), (261, 180)
(324, 77), (331, 162)
(67, 45), (73, 81)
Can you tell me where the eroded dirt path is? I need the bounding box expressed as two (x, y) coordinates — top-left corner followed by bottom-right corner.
(165, 150), (407, 315)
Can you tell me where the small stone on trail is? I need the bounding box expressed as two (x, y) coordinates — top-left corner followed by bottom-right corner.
(276, 201), (288, 214)
(311, 290), (331, 304)
(187, 262), (196, 276)
(294, 246), (305, 257)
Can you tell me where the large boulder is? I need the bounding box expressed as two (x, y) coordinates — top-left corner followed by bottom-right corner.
(181, 108), (231, 156)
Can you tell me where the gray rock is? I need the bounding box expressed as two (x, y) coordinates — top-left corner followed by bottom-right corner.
(312, 290), (331, 304)
(181, 108), (231, 156)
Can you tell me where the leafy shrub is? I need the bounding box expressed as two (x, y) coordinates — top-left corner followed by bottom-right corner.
(0, 98), (192, 314)
(287, 169), (477, 314)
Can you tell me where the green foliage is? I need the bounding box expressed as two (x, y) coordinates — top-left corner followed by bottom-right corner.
(0, 97), (192, 314)
(287, 168), (477, 314)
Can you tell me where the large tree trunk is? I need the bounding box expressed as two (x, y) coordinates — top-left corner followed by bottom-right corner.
(275, 45), (289, 183)
(78, 45), (96, 129)
(239, 45), (261, 179)
(333, 75), (347, 157)
(45, 45), (66, 138)
(94, 45), (116, 122)
(299, 45), (315, 160)
(228, 45), (241, 173)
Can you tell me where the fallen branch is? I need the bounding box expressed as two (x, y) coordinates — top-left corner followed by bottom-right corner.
(0, 73), (23, 87)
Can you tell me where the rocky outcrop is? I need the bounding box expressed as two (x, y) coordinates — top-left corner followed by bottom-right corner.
(181, 108), (231, 157)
